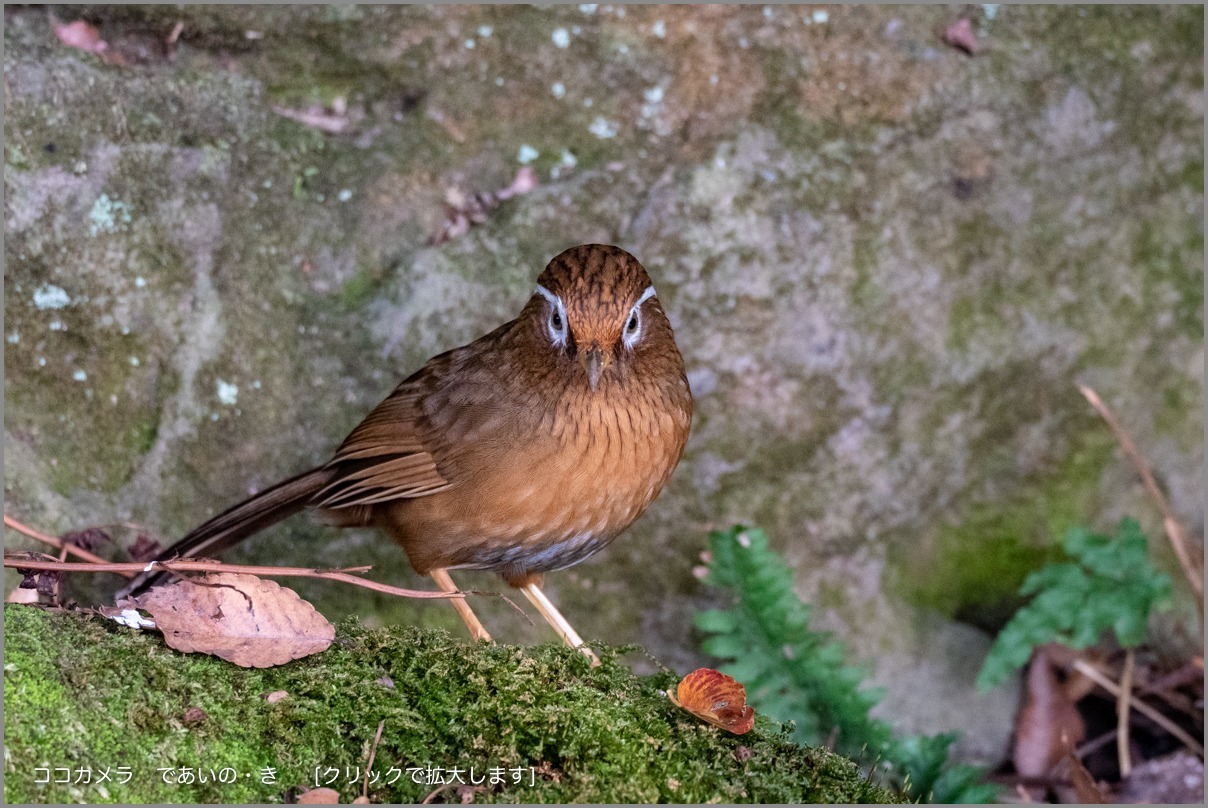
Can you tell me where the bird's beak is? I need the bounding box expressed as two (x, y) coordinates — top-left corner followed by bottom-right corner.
(580, 343), (612, 391)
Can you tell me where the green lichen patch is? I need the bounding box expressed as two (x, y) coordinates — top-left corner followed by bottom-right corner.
(3, 605), (900, 805)
(890, 428), (1117, 633)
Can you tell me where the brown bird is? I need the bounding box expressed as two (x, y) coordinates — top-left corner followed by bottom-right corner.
(120, 244), (693, 663)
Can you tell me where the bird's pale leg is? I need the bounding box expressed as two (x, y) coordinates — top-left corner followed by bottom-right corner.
(430, 568), (492, 643)
(519, 581), (601, 667)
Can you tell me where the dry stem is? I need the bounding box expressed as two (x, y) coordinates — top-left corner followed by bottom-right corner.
(1076, 383), (1204, 615)
(5, 556), (463, 601)
(1117, 648), (1135, 778)
(4, 514), (132, 576)
(1071, 658), (1203, 756)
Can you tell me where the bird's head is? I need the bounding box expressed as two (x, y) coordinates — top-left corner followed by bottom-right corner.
(523, 244), (671, 391)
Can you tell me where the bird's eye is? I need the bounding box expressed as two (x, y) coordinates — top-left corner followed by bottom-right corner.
(622, 305), (644, 349)
(535, 284), (568, 347)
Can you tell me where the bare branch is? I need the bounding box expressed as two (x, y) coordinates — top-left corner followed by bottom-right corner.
(1076, 383), (1204, 615)
(1071, 658), (1203, 757)
(4, 513), (133, 577)
(4, 555), (461, 601)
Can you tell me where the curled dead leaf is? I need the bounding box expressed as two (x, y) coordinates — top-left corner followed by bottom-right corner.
(52, 19), (109, 55)
(134, 573), (334, 668)
(1013, 645), (1087, 779)
(10, 551), (62, 597)
(668, 668), (755, 735)
(62, 527), (112, 552)
(297, 786), (342, 804)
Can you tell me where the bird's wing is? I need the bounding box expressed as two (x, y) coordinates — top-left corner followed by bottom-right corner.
(314, 384), (452, 509)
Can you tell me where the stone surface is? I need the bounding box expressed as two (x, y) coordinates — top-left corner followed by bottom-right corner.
(4, 5), (1203, 765)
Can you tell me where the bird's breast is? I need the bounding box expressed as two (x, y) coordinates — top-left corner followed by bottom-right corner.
(418, 380), (689, 576)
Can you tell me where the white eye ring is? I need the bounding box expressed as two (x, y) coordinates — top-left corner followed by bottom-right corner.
(622, 286), (656, 350)
(535, 285), (568, 348)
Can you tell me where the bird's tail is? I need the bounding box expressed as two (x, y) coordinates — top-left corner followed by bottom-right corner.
(117, 466), (334, 599)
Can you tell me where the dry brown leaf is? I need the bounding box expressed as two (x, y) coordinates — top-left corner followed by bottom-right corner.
(183, 706), (208, 725)
(297, 787), (342, 804)
(127, 533), (162, 562)
(10, 551), (62, 597)
(52, 19), (109, 55)
(668, 668), (755, 735)
(265, 690), (290, 704)
(943, 17), (982, 56)
(133, 573), (334, 668)
(1063, 736), (1110, 804)
(62, 527), (112, 552)
(1013, 645), (1087, 779)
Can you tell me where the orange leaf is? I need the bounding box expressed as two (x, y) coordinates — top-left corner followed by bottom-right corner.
(668, 668), (755, 735)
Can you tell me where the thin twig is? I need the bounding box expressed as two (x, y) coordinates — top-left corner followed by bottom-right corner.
(1076, 727), (1119, 759)
(1137, 657), (1206, 696)
(4, 514), (132, 576)
(1076, 383), (1204, 615)
(362, 720), (385, 800)
(1071, 658), (1203, 756)
(1118, 648), (1135, 778)
(421, 783), (452, 804)
(4, 556), (461, 601)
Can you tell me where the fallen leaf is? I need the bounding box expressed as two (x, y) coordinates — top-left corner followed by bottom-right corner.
(127, 533), (162, 562)
(297, 787), (342, 804)
(1063, 735), (1108, 804)
(668, 668), (755, 735)
(6, 587), (41, 604)
(1013, 645), (1087, 779)
(943, 17), (982, 56)
(375, 676), (395, 689)
(183, 706), (208, 725)
(52, 19), (109, 55)
(134, 573), (334, 668)
(10, 551), (62, 597)
(62, 527), (112, 552)
(264, 690), (289, 704)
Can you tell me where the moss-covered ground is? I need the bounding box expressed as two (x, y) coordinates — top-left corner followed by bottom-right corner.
(3, 604), (900, 804)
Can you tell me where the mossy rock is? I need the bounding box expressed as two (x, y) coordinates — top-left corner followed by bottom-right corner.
(2, 605), (900, 804)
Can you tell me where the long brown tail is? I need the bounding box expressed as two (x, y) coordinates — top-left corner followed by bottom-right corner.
(117, 467), (334, 599)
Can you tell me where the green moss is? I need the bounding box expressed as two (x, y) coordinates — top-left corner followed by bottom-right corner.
(3, 605), (900, 804)
(891, 429), (1117, 632)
